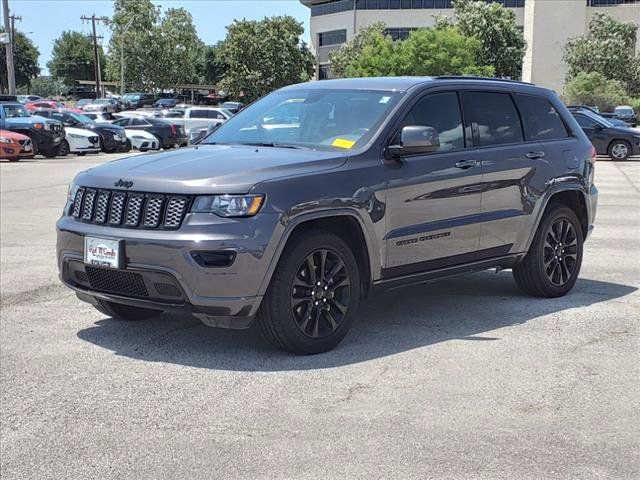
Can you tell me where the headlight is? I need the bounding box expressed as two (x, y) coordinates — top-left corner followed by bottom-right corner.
(192, 194), (265, 217)
(0, 137), (12, 143)
(67, 182), (80, 203)
(67, 133), (83, 139)
(33, 123), (44, 129)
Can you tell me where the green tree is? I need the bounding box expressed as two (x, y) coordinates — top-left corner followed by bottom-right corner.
(564, 71), (629, 112)
(105, 0), (161, 91)
(564, 13), (640, 95)
(329, 22), (387, 78)
(28, 76), (66, 97)
(156, 8), (204, 89)
(0, 28), (40, 91)
(451, 0), (526, 79)
(342, 27), (494, 78)
(219, 16), (314, 103)
(198, 42), (227, 85)
(47, 31), (105, 86)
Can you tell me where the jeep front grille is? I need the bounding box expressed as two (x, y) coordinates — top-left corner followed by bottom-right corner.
(71, 187), (190, 230)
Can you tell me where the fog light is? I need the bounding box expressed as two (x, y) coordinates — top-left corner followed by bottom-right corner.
(191, 251), (236, 268)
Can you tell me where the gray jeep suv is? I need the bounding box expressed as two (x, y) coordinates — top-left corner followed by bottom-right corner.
(57, 77), (598, 354)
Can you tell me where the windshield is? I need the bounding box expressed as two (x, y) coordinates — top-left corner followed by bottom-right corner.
(2, 104), (31, 118)
(69, 112), (94, 123)
(123, 94), (140, 101)
(93, 99), (110, 104)
(582, 110), (613, 128)
(204, 89), (402, 150)
(615, 107), (633, 115)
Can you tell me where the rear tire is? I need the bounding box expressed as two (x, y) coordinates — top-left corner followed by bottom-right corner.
(94, 299), (162, 321)
(258, 229), (361, 354)
(513, 205), (584, 298)
(608, 140), (631, 161)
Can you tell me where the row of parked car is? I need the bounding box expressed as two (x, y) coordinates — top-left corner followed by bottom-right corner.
(0, 95), (239, 161)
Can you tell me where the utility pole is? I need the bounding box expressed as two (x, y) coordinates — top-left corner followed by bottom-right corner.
(2, 0), (16, 94)
(120, 16), (135, 97)
(81, 14), (108, 98)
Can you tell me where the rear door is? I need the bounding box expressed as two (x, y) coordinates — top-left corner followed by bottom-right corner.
(461, 90), (537, 255)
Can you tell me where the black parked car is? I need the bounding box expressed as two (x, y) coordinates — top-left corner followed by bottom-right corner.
(34, 109), (131, 153)
(122, 92), (155, 109)
(219, 101), (245, 114)
(569, 107), (640, 161)
(112, 116), (188, 148)
(154, 98), (177, 109)
(613, 106), (637, 127)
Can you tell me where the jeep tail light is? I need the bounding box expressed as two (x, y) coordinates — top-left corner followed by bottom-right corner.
(589, 145), (597, 163)
(170, 124), (177, 135)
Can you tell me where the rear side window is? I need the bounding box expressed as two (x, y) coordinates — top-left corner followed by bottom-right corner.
(190, 110), (210, 119)
(466, 92), (524, 147)
(574, 114), (600, 129)
(400, 92), (465, 153)
(516, 95), (568, 141)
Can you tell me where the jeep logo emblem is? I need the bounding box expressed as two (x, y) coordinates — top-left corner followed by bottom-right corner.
(114, 179), (134, 189)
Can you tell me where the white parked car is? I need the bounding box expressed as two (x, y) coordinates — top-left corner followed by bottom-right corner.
(82, 112), (115, 123)
(125, 129), (160, 152)
(162, 107), (232, 135)
(83, 98), (118, 113)
(60, 127), (101, 156)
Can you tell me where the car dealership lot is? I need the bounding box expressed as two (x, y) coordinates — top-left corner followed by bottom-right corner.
(1, 153), (639, 479)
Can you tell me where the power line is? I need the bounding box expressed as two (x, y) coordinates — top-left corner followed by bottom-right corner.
(80, 14), (108, 98)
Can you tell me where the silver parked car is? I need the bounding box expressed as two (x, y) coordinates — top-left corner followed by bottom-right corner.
(83, 98), (119, 114)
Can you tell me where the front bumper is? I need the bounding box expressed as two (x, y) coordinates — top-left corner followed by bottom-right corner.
(56, 212), (281, 328)
(100, 133), (129, 152)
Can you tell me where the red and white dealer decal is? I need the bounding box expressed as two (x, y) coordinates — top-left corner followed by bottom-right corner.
(84, 236), (121, 269)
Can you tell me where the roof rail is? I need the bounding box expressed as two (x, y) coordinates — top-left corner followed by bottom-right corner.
(434, 76), (533, 85)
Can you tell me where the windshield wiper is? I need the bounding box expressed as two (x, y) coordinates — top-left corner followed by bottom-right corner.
(237, 142), (306, 150)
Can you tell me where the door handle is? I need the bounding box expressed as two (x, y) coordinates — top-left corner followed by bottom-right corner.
(526, 151), (545, 159)
(455, 160), (478, 169)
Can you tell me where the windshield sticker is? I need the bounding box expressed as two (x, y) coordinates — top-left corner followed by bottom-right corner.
(332, 138), (356, 149)
(379, 96), (391, 104)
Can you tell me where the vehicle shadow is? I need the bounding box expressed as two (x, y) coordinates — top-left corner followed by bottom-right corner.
(76, 271), (637, 371)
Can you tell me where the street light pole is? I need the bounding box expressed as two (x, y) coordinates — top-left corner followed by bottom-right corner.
(2, 0), (16, 94)
(120, 16), (135, 97)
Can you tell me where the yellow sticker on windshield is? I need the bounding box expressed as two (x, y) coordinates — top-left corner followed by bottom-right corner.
(332, 138), (355, 149)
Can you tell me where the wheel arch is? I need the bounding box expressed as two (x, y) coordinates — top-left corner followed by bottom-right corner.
(257, 210), (377, 299)
(525, 186), (589, 253)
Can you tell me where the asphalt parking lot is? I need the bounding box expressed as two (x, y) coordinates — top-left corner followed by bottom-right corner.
(1, 152), (639, 479)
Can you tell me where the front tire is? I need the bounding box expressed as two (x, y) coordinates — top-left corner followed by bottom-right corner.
(513, 205), (584, 298)
(94, 299), (162, 321)
(608, 140), (631, 161)
(258, 229), (361, 354)
(58, 140), (70, 156)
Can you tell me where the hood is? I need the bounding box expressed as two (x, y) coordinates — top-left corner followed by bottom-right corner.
(0, 129), (29, 140)
(75, 144), (348, 194)
(79, 122), (124, 133)
(606, 125), (640, 136)
(65, 127), (99, 138)
(5, 115), (59, 127)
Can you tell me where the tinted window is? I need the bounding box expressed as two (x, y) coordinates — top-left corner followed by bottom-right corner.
(574, 114), (600, 129)
(399, 92), (465, 152)
(516, 95), (568, 141)
(466, 92), (524, 147)
(113, 118), (130, 127)
(130, 118), (147, 126)
(190, 110), (210, 119)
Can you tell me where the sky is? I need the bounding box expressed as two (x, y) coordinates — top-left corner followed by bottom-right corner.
(4, 0), (311, 75)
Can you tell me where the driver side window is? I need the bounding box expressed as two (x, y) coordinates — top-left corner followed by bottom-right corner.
(399, 92), (465, 153)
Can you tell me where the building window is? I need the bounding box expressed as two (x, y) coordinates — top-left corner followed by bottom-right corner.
(384, 27), (417, 41)
(318, 29), (347, 46)
(310, 0), (525, 16)
(318, 64), (331, 80)
(587, 0), (638, 6)
(311, 0), (354, 16)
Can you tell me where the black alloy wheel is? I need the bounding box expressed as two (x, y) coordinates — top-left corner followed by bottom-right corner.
(543, 218), (579, 286)
(291, 249), (351, 339)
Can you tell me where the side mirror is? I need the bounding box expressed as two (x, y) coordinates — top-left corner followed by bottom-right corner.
(387, 126), (440, 159)
(594, 123), (603, 131)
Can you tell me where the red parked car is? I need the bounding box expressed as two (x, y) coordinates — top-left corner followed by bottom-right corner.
(0, 129), (34, 161)
(25, 100), (65, 112)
